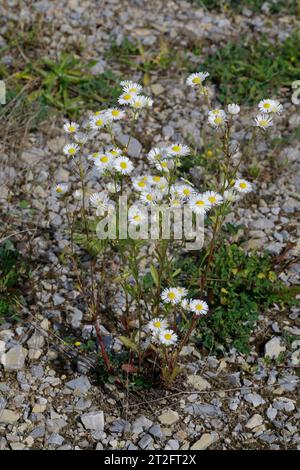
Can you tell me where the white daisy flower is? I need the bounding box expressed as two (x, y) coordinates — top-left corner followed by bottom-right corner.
(130, 95), (153, 109)
(177, 287), (188, 298)
(120, 81), (143, 94)
(234, 179), (252, 193)
(155, 159), (173, 172)
(158, 329), (178, 346)
(73, 189), (83, 200)
(147, 318), (169, 333)
(190, 299), (209, 315)
(208, 109), (227, 127)
(227, 104), (240, 115)
(63, 121), (79, 134)
(169, 197), (182, 208)
(147, 147), (169, 164)
(176, 184), (195, 200)
(90, 192), (110, 209)
(105, 108), (125, 120)
(53, 183), (68, 196)
(161, 287), (182, 305)
(94, 154), (114, 173)
(118, 91), (135, 105)
(132, 177), (149, 192)
(189, 193), (211, 214)
(255, 114), (273, 129)
(150, 175), (166, 186)
(203, 191), (223, 206)
(128, 205), (147, 226)
(90, 114), (108, 130)
(140, 191), (160, 205)
(167, 143), (190, 157)
(108, 147), (122, 157)
(63, 143), (80, 156)
(258, 99), (283, 114)
(223, 188), (239, 202)
(186, 71), (209, 87)
(114, 156), (134, 175)
(88, 151), (101, 162)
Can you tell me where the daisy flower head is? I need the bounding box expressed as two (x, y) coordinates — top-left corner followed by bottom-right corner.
(177, 287), (188, 298)
(90, 192), (110, 209)
(120, 81), (143, 94)
(63, 143), (80, 156)
(94, 153), (114, 173)
(161, 287), (182, 305)
(186, 71), (209, 87)
(130, 95), (153, 110)
(234, 179), (252, 194)
(132, 176), (149, 192)
(258, 99), (283, 114)
(190, 299), (209, 316)
(223, 188), (239, 202)
(147, 147), (168, 164)
(189, 193), (211, 214)
(105, 108), (125, 121)
(167, 143), (190, 157)
(255, 114), (273, 129)
(169, 197), (182, 208)
(208, 109), (227, 127)
(155, 159), (174, 173)
(203, 191), (223, 206)
(108, 147), (122, 157)
(106, 182), (121, 193)
(90, 114), (108, 130)
(63, 121), (79, 134)
(73, 189), (83, 201)
(88, 151), (101, 162)
(228, 104), (240, 115)
(176, 184), (195, 200)
(140, 190), (161, 206)
(114, 156), (134, 175)
(147, 318), (169, 333)
(159, 329), (178, 347)
(128, 205), (147, 226)
(118, 91), (135, 106)
(53, 183), (68, 196)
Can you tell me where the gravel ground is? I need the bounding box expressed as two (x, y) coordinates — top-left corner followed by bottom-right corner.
(0, 0), (299, 450)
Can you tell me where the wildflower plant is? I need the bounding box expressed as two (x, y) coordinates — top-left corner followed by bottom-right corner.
(53, 73), (283, 387)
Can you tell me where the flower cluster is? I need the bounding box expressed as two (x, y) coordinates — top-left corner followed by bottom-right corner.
(118, 81), (153, 109)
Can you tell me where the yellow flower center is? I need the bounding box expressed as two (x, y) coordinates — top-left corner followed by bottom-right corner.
(208, 196), (216, 203)
(138, 181), (146, 187)
(110, 150), (118, 155)
(172, 145), (181, 152)
(68, 148), (76, 154)
(100, 156), (108, 163)
(92, 153), (99, 158)
(260, 120), (268, 127)
(154, 321), (161, 328)
(168, 292), (176, 300)
(161, 162), (167, 168)
(196, 200), (204, 206)
(129, 87), (137, 93)
(192, 76), (201, 84)
(111, 110), (120, 116)
(146, 194), (152, 201)
(239, 182), (247, 189)
(120, 162), (127, 169)
(68, 126), (76, 132)
(183, 188), (190, 196)
(123, 94), (132, 101)
(164, 333), (172, 341)
(153, 176), (161, 183)
(133, 215), (140, 221)
(96, 119), (103, 126)
(56, 187), (63, 193)
(196, 304), (203, 310)
(263, 103), (271, 109)
(214, 117), (223, 124)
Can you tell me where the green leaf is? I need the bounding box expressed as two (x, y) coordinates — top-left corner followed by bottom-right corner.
(150, 264), (159, 287)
